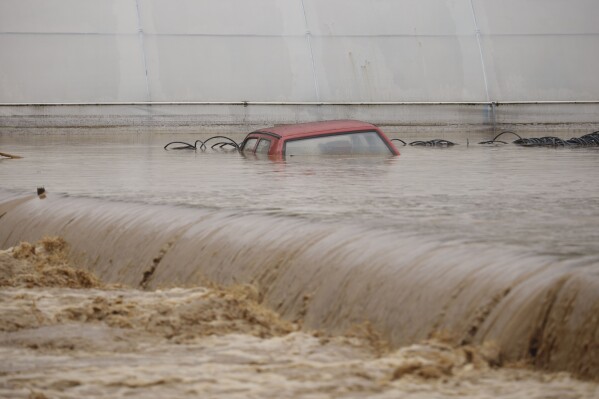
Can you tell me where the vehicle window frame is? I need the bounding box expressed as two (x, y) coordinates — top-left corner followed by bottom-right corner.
(255, 138), (272, 154)
(283, 130), (395, 157)
(241, 137), (259, 153)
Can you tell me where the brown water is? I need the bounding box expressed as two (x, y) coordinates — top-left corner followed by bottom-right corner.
(1, 132), (599, 395)
(1, 133), (598, 258)
(1, 238), (598, 398)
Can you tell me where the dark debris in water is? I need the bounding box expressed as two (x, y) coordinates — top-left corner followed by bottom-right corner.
(478, 131), (599, 147)
(390, 138), (457, 147)
(163, 130), (599, 153)
(164, 136), (240, 151)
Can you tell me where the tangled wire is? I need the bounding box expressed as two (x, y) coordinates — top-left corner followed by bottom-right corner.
(164, 136), (240, 151)
(164, 130), (599, 153)
(478, 131), (523, 145)
(513, 132), (599, 147)
(391, 138), (457, 147)
(477, 130), (599, 147)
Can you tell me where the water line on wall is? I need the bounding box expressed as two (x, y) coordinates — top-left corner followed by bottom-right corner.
(299, 0), (320, 102)
(135, 0), (151, 101)
(469, 0), (490, 104)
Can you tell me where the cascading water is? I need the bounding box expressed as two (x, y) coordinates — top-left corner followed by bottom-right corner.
(1, 192), (597, 379)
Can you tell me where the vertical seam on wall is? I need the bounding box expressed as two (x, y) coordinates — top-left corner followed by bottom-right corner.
(135, 0), (151, 101)
(300, 0), (320, 101)
(469, 0), (490, 102)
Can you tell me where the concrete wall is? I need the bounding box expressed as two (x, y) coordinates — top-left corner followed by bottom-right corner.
(2, 102), (599, 136)
(1, 0), (599, 103)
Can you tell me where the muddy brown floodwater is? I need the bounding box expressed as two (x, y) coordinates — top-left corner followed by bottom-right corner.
(1, 238), (597, 399)
(1, 133), (599, 397)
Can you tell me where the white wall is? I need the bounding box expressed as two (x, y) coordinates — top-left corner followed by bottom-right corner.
(1, 0), (598, 103)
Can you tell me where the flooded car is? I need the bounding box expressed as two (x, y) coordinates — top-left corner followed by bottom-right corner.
(240, 120), (400, 157)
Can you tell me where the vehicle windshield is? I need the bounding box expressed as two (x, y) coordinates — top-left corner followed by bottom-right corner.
(285, 131), (392, 156)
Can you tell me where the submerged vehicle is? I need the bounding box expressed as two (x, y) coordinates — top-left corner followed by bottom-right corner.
(164, 120), (400, 157)
(241, 120), (400, 157)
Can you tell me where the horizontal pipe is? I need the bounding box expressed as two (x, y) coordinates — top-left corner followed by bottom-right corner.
(2, 101), (599, 106)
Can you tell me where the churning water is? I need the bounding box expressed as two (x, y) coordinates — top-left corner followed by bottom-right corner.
(1, 131), (598, 397)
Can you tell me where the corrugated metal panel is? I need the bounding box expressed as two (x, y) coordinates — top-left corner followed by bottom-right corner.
(302, 0), (475, 36)
(0, 0), (139, 34)
(0, 0), (598, 103)
(139, 0), (306, 35)
(0, 35), (148, 102)
(472, 0), (599, 101)
(145, 36), (316, 101)
(312, 36), (486, 102)
(482, 35), (599, 101)
(473, 0), (599, 35)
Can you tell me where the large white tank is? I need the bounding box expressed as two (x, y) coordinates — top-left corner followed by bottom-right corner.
(1, 0), (598, 103)
(1, 0), (598, 133)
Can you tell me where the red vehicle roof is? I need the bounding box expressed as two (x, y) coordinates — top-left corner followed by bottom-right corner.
(256, 120), (379, 139)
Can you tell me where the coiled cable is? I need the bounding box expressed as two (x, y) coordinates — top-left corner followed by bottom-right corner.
(478, 131), (523, 145)
(164, 136), (240, 151)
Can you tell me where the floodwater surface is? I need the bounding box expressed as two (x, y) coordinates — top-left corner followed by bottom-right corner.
(1, 132), (598, 259)
(1, 132), (599, 397)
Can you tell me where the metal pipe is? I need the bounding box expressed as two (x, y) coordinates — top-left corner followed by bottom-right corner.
(2, 101), (599, 106)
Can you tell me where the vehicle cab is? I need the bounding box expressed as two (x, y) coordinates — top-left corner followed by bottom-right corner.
(240, 120), (400, 158)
